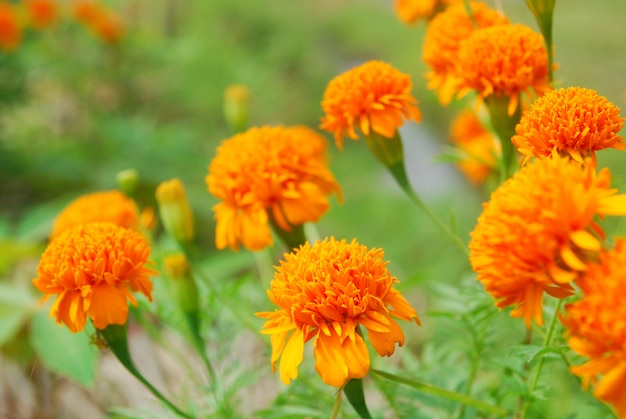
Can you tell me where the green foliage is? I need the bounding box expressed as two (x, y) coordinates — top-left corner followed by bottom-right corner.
(29, 310), (98, 386)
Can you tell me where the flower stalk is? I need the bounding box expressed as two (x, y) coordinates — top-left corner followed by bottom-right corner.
(484, 94), (521, 182)
(518, 299), (563, 419)
(371, 369), (507, 417)
(99, 323), (193, 419)
(365, 131), (469, 257)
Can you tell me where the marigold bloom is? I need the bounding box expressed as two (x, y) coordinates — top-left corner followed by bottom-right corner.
(422, 2), (509, 105)
(0, 2), (21, 51)
(512, 87), (626, 165)
(33, 222), (155, 333)
(256, 237), (420, 387)
(562, 239), (626, 417)
(450, 110), (500, 184)
(469, 155), (626, 328)
(457, 23), (551, 116)
(206, 126), (342, 251)
(24, 0), (58, 29)
(319, 60), (421, 149)
(50, 190), (140, 239)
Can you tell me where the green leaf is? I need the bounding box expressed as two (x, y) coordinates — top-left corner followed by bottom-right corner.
(29, 310), (98, 386)
(508, 344), (568, 365)
(0, 283), (37, 346)
(343, 378), (372, 419)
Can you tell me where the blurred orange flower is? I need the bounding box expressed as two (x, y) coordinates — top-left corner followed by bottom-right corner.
(33, 222), (155, 333)
(24, 0), (58, 29)
(256, 237), (420, 387)
(457, 23), (551, 116)
(206, 126), (342, 251)
(394, 0), (463, 24)
(562, 239), (626, 417)
(51, 190), (140, 239)
(513, 87), (625, 165)
(72, 0), (124, 44)
(422, 2), (508, 105)
(0, 2), (21, 51)
(320, 60), (421, 149)
(469, 155), (626, 328)
(450, 110), (500, 184)
(394, 0), (437, 25)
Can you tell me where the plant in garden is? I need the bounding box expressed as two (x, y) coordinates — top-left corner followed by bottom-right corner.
(513, 87), (626, 165)
(5, 0), (626, 418)
(469, 155), (626, 328)
(206, 125), (342, 251)
(562, 239), (626, 417)
(422, 1), (509, 106)
(256, 237), (420, 387)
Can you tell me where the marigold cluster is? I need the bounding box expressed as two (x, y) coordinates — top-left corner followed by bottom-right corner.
(562, 239), (626, 418)
(33, 222), (155, 333)
(319, 60), (421, 149)
(50, 190), (140, 239)
(206, 126), (342, 251)
(457, 23), (551, 115)
(513, 87), (626, 165)
(469, 155), (626, 328)
(0, 2), (21, 51)
(450, 110), (500, 184)
(256, 237), (420, 387)
(422, 2), (509, 105)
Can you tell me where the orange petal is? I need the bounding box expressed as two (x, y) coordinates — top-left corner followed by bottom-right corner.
(88, 283), (129, 330)
(366, 315), (405, 357)
(569, 230), (602, 252)
(313, 328), (370, 387)
(279, 327), (304, 385)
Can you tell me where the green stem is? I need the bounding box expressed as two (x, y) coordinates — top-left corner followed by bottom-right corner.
(364, 131), (469, 257)
(268, 211), (308, 250)
(329, 388), (343, 419)
(370, 369), (507, 417)
(518, 299), (563, 419)
(185, 312), (234, 417)
(485, 95), (521, 183)
(100, 324), (193, 419)
(181, 243), (262, 335)
(455, 316), (487, 419)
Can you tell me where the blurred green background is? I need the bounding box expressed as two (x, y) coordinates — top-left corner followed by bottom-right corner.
(1, 0), (625, 417)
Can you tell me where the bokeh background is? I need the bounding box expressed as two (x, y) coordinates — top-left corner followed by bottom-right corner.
(1, 0), (626, 418)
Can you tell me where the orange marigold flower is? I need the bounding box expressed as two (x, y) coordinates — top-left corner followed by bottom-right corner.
(33, 222), (155, 333)
(469, 155), (626, 328)
(24, 0), (59, 30)
(51, 190), (140, 239)
(457, 23), (551, 116)
(0, 2), (21, 51)
(256, 237), (420, 387)
(450, 110), (500, 185)
(422, 2), (508, 106)
(562, 239), (626, 417)
(319, 60), (421, 149)
(512, 87), (626, 165)
(206, 126), (342, 251)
